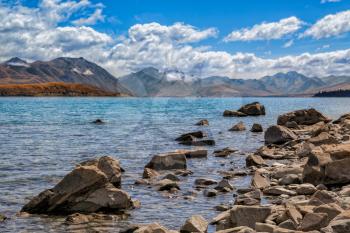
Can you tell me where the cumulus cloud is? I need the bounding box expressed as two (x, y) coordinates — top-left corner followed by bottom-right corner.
(224, 17), (303, 42)
(0, 1), (350, 80)
(72, 8), (105, 25)
(303, 10), (350, 39)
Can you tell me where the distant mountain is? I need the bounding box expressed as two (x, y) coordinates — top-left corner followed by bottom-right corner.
(119, 68), (338, 97)
(0, 57), (131, 96)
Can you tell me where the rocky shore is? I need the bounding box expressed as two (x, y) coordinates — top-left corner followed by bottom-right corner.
(5, 102), (350, 232)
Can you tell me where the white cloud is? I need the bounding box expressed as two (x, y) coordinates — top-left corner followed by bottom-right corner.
(72, 8), (105, 25)
(224, 17), (303, 42)
(321, 0), (341, 3)
(303, 10), (350, 39)
(0, 1), (350, 80)
(283, 40), (294, 48)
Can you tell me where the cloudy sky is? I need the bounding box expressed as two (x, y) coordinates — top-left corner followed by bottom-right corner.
(1, 0), (350, 79)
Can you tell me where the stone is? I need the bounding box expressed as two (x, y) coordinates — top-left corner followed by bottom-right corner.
(245, 154), (266, 167)
(214, 147), (237, 157)
(175, 149), (208, 159)
(175, 131), (206, 141)
(162, 173), (180, 181)
(296, 183), (317, 195)
(278, 219), (296, 230)
(308, 132), (339, 146)
(134, 222), (172, 233)
(299, 212), (328, 231)
(234, 190), (261, 206)
(157, 179), (180, 191)
(238, 102), (266, 116)
(309, 190), (338, 206)
(203, 189), (218, 197)
(215, 179), (234, 192)
(263, 186), (297, 196)
(326, 219), (350, 233)
(179, 139), (216, 146)
(279, 174), (301, 185)
(0, 213), (7, 222)
(251, 172), (270, 189)
(180, 215), (208, 233)
(230, 205), (272, 229)
(285, 121), (299, 129)
(295, 142), (315, 158)
(229, 122), (246, 131)
(216, 226), (255, 233)
(143, 168), (160, 179)
(264, 125), (297, 145)
(223, 110), (247, 117)
(314, 203), (343, 224)
(285, 203), (303, 226)
(194, 178), (217, 186)
(277, 108), (331, 126)
(92, 119), (104, 124)
(65, 213), (91, 225)
(195, 119), (209, 126)
(21, 157), (133, 214)
(145, 152), (187, 171)
(134, 179), (150, 185)
(251, 123), (263, 132)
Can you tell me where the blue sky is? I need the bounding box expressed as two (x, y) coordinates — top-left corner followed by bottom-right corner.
(1, 0), (350, 78)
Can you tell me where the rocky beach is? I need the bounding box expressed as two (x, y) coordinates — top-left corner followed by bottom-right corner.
(2, 99), (350, 233)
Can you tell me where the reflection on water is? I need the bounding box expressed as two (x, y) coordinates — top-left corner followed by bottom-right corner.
(0, 97), (349, 232)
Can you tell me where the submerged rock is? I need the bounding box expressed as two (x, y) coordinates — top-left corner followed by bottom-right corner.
(223, 110), (247, 117)
(238, 102), (266, 116)
(92, 119), (105, 124)
(175, 149), (208, 159)
(195, 119), (209, 126)
(143, 168), (160, 179)
(229, 122), (246, 131)
(21, 156), (134, 215)
(175, 131), (206, 142)
(214, 147), (237, 157)
(251, 123), (263, 132)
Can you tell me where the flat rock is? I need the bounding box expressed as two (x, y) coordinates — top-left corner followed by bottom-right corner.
(214, 147), (237, 157)
(223, 110), (247, 117)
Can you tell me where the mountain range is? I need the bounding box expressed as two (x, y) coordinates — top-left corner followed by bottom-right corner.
(1, 57), (350, 97)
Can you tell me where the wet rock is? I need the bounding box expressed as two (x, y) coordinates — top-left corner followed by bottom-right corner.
(215, 205), (231, 212)
(264, 125), (297, 145)
(229, 122), (246, 131)
(230, 205), (272, 229)
(203, 189), (218, 197)
(175, 131), (206, 141)
(145, 152), (187, 171)
(0, 213), (7, 222)
(238, 102), (266, 116)
(263, 186), (297, 196)
(21, 156), (134, 214)
(223, 110), (247, 117)
(279, 174), (301, 185)
(157, 179), (180, 191)
(215, 179), (234, 192)
(175, 149), (208, 159)
(251, 171), (270, 189)
(179, 139), (216, 146)
(133, 222), (172, 233)
(295, 183), (317, 195)
(195, 119), (209, 126)
(162, 173), (180, 181)
(92, 119), (104, 124)
(65, 213), (91, 225)
(246, 154), (266, 167)
(251, 123), (263, 132)
(234, 189), (261, 206)
(175, 170), (193, 177)
(214, 147), (237, 157)
(194, 178), (217, 186)
(180, 215), (208, 233)
(134, 179), (150, 185)
(143, 168), (160, 179)
(285, 121), (300, 129)
(277, 108), (331, 126)
(299, 212), (328, 231)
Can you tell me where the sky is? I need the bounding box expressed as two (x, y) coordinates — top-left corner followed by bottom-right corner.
(1, 0), (350, 79)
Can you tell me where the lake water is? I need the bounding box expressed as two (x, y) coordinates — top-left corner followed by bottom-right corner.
(1, 97), (350, 232)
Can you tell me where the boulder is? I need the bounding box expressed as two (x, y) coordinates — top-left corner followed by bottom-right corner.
(21, 156), (134, 214)
(246, 154), (266, 167)
(175, 131), (206, 141)
(251, 172), (270, 189)
(230, 205), (272, 229)
(277, 108), (331, 126)
(143, 168), (160, 179)
(194, 178), (217, 186)
(264, 125), (297, 145)
(157, 179), (180, 191)
(203, 189), (218, 197)
(314, 203), (343, 224)
(223, 110), (247, 117)
(180, 215), (208, 233)
(295, 183), (317, 195)
(299, 212), (328, 231)
(195, 119), (209, 126)
(251, 123), (263, 132)
(145, 152), (187, 171)
(234, 190), (261, 206)
(229, 122), (246, 131)
(214, 147), (237, 157)
(238, 102), (266, 116)
(215, 179), (234, 192)
(309, 190), (338, 206)
(134, 222), (172, 233)
(279, 174), (301, 185)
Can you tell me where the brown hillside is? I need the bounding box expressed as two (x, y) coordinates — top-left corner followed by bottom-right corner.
(0, 82), (127, 96)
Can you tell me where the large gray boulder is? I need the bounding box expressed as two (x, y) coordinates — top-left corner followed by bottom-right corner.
(277, 108), (331, 127)
(264, 125), (297, 144)
(21, 156), (134, 215)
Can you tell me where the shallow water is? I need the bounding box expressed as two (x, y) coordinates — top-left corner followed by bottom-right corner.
(1, 97), (350, 232)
